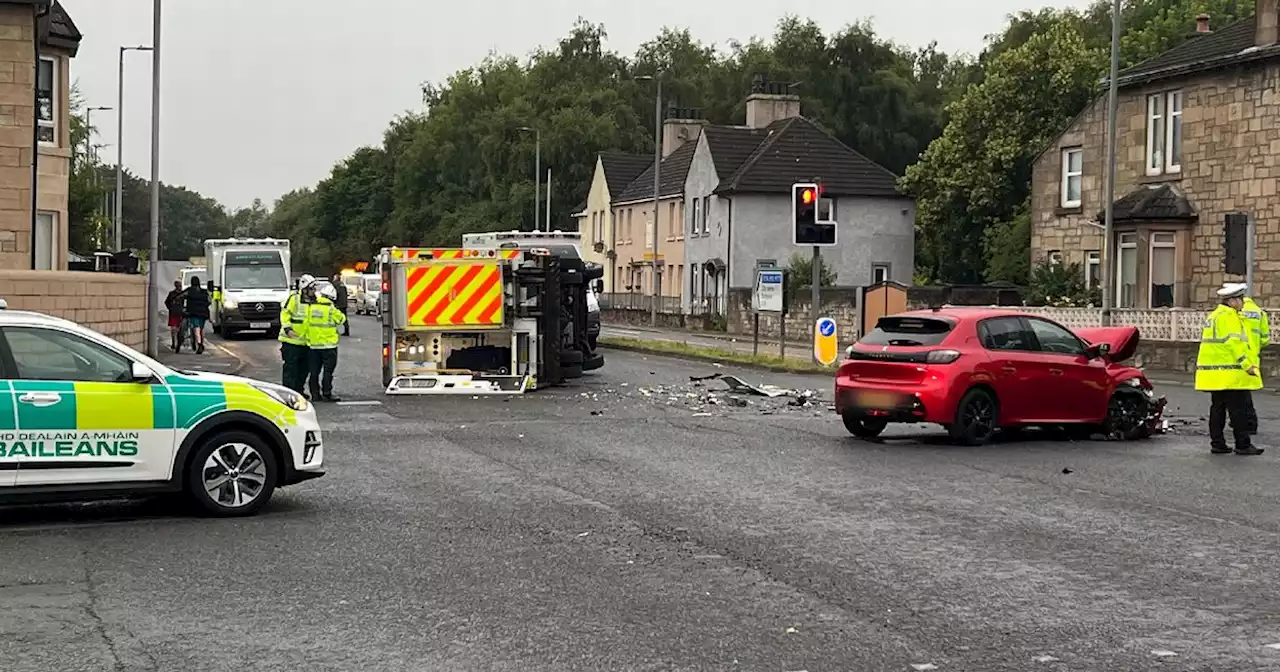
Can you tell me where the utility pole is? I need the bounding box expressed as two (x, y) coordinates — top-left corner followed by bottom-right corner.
(650, 76), (661, 326)
(146, 0), (161, 357)
(1101, 0), (1120, 325)
(117, 45), (151, 251)
(545, 166), (551, 231)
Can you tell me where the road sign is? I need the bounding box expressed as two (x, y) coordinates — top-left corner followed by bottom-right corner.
(814, 317), (837, 365)
(753, 269), (783, 312)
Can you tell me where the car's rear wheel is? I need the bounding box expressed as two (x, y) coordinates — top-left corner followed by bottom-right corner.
(186, 430), (279, 517)
(949, 388), (998, 445)
(1102, 389), (1151, 440)
(842, 414), (888, 438)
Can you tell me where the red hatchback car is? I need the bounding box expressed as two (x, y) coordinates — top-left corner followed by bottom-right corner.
(834, 308), (1166, 445)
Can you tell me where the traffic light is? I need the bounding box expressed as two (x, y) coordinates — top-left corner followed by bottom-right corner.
(792, 183), (835, 245)
(1224, 212), (1248, 275)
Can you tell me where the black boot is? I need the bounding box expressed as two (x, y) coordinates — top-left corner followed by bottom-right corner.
(1235, 446), (1265, 455)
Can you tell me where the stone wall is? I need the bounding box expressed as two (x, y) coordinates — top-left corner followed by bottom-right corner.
(724, 287), (861, 340)
(0, 270), (147, 348)
(1031, 60), (1280, 308)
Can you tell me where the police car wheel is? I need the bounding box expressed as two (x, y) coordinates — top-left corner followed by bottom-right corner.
(186, 431), (279, 517)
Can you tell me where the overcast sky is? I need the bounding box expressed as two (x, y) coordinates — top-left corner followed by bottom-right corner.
(61, 0), (1091, 211)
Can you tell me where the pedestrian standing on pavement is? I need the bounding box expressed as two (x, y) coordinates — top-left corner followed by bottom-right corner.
(332, 274), (350, 336)
(165, 280), (186, 352)
(305, 283), (346, 402)
(279, 274), (316, 394)
(1196, 283), (1263, 455)
(1241, 289), (1270, 435)
(183, 276), (211, 355)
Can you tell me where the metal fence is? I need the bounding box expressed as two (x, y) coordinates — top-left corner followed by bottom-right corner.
(599, 292), (683, 314)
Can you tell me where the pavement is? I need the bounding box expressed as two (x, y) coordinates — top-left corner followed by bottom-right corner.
(4, 315), (1280, 669)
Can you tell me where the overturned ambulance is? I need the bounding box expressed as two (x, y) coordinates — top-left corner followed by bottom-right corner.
(377, 246), (601, 394)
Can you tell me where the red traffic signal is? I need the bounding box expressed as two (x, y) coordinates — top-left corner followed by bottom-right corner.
(801, 188), (814, 204)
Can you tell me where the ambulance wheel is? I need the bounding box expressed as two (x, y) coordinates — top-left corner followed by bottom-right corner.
(562, 363), (583, 378)
(560, 348), (584, 364)
(186, 430), (279, 517)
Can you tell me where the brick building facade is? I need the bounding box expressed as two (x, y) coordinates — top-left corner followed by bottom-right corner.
(1030, 3), (1280, 308)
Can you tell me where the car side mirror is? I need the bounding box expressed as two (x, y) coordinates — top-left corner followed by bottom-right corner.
(1085, 342), (1110, 359)
(845, 345), (855, 359)
(130, 361), (156, 382)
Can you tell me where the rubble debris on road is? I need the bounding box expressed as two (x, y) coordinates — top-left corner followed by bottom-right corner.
(721, 375), (791, 397)
(689, 372), (721, 382)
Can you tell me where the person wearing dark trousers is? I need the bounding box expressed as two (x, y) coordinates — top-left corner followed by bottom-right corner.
(332, 274), (350, 336)
(305, 284), (346, 402)
(1241, 292), (1270, 435)
(182, 276), (211, 354)
(1196, 283), (1263, 455)
(279, 274), (316, 394)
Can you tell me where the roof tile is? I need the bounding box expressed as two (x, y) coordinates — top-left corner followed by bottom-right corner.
(1116, 17), (1276, 85)
(613, 140), (697, 205)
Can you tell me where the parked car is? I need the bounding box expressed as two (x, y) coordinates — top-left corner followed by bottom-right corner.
(355, 274), (380, 315)
(834, 308), (1166, 445)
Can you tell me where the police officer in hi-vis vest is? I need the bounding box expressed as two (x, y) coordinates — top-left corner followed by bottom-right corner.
(1195, 283), (1263, 455)
(305, 283), (347, 402)
(279, 274), (316, 394)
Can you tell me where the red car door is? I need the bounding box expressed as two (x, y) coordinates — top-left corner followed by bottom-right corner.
(975, 316), (1041, 424)
(1025, 317), (1111, 422)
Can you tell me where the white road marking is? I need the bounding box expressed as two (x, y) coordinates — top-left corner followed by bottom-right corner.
(1033, 655), (1059, 662)
(336, 400), (382, 406)
(1264, 643), (1280, 649)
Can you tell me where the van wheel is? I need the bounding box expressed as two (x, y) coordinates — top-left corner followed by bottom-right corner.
(842, 413), (887, 438)
(949, 388), (998, 445)
(186, 430), (278, 517)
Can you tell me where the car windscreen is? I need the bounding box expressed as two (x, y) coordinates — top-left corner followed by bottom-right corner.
(858, 316), (954, 347)
(224, 251), (288, 289)
(363, 276), (380, 291)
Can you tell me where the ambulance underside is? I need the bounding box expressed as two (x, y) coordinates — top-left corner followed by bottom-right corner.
(382, 249), (563, 395)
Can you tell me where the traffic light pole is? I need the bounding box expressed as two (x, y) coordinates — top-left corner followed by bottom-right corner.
(811, 245), (819, 360)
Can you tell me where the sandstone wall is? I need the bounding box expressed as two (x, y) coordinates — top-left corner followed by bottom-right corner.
(0, 270), (147, 348)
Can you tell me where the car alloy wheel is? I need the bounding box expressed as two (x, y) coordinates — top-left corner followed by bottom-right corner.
(187, 431), (278, 516)
(950, 388), (998, 445)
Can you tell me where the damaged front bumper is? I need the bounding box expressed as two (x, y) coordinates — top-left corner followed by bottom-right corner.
(1145, 393), (1168, 435)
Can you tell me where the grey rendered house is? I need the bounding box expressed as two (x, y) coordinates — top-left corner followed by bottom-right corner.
(682, 84), (915, 314)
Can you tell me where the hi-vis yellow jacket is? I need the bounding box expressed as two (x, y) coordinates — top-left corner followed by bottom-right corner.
(1195, 304), (1261, 391)
(279, 291), (308, 346)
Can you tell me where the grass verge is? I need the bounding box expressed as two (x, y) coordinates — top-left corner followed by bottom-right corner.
(598, 336), (834, 374)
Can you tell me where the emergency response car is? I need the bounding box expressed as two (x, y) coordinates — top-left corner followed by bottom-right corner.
(0, 302), (324, 516)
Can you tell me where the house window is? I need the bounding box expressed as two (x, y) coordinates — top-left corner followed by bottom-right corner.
(1085, 250), (1101, 290)
(37, 57), (55, 145)
(35, 212), (55, 270)
(1048, 250), (1063, 266)
(1146, 91), (1181, 175)
(691, 198), (701, 236)
(668, 202), (676, 237)
(626, 209), (633, 241)
(1117, 232), (1137, 308)
(871, 263), (889, 284)
(1060, 148), (1082, 207)
(701, 196), (710, 234)
(1149, 232), (1176, 308)
(818, 197), (836, 221)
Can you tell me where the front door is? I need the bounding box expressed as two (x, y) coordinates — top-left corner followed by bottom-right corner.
(0, 326), (176, 486)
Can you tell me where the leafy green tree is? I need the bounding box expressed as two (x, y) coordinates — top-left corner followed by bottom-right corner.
(786, 252), (837, 290)
(1026, 260), (1099, 306)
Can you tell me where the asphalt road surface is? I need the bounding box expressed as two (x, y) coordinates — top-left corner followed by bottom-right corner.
(4, 315), (1280, 671)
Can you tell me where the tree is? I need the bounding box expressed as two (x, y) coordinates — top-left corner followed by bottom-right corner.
(786, 252), (837, 289)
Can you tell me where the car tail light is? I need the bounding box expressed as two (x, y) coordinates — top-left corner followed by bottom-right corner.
(925, 349), (961, 364)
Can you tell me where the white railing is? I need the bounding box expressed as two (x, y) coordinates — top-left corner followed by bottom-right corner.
(1021, 307), (1278, 342)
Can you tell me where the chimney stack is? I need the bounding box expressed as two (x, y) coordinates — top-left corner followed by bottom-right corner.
(1195, 13), (1211, 32)
(661, 104), (705, 158)
(744, 75), (801, 129)
(1259, 0), (1278, 45)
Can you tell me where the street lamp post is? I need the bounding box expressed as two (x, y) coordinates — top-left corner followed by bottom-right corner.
(1101, 0), (1121, 325)
(145, 0), (161, 357)
(84, 105), (111, 164)
(117, 45), (151, 251)
(636, 74), (662, 326)
(518, 126), (540, 231)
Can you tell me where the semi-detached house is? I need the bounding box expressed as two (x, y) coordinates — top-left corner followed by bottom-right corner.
(1031, 0), (1280, 308)
(572, 152), (650, 293)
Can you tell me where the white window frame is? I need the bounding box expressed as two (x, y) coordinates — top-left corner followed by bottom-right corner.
(871, 263), (889, 284)
(818, 196), (836, 222)
(37, 56), (56, 147)
(1060, 147), (1082, 207)
(34, 211), (56, 270)
(1146, 91), (1182, 176)
(1145, 94), (1163, 175)
(701, 196), (710, 234)
(1085, 250), (1101, 290)
(1048, 250), (1063, 266)
(691, 197), (701, 236)
(1164, 91), (1181, 173)
(1116, 232), (1137, 307)
(1148, 231), (1177, 308)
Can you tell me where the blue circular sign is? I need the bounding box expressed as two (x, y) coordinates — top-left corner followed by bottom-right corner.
(818, 318), (835, 336)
